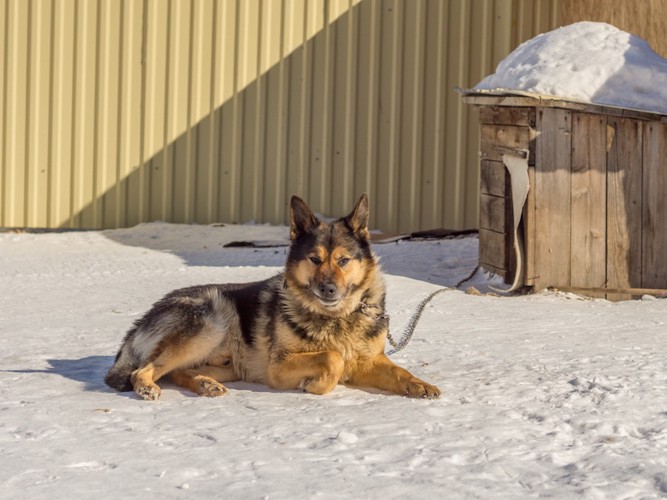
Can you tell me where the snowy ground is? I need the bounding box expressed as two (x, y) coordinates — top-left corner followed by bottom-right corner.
(1, 222), (666, 499)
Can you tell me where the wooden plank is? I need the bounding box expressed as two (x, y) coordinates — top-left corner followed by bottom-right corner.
(478, 261), (509, 282)
(479, 106), (535, 127)
(570, 113), (607, 298)
(480, 160), (509, 197)
(479, 228), (510, 280)
(555, 286), (667, 298)
(642, 122), (667, 289)
(533, 108), (572, 290)
(479, 193), (511, 234)
(523, 166), (536, 286)
(480, 124), (531, 161)
(463, 94), (667, 122)
(606, 117), (643, 300)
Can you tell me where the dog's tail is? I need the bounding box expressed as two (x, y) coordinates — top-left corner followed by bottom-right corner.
(104, 329), (138, 392)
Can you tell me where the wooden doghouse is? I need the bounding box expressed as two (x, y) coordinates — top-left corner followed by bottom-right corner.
(463, 94), (667, 300)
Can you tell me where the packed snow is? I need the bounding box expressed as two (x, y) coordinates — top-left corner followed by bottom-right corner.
(1, 222), (666, 498)
(474, 21), (667, 115)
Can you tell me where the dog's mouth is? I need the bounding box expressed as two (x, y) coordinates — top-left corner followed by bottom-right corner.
(313, 294), (342, 307)
(312, 290), (343, 308)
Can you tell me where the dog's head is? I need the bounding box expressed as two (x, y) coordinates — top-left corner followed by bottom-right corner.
(285, 194), (379, 315)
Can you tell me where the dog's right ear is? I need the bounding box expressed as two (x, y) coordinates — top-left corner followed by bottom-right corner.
(290, 195), (319, 240)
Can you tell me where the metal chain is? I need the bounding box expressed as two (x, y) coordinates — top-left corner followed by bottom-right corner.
(386, 265), (481, 355)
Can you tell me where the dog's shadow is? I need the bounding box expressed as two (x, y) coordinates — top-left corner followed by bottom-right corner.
(3, 356), (114, 391)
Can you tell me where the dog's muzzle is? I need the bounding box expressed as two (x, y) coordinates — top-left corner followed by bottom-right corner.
(314, 282), (342, 306)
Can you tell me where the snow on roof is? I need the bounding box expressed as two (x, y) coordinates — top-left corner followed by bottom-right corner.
(474, 22), (667, 115)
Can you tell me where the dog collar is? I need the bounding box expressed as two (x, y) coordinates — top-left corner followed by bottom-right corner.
(357, 301), (389, 321)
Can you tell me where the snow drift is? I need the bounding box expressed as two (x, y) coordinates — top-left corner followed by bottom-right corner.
(475, 21), (667, 114)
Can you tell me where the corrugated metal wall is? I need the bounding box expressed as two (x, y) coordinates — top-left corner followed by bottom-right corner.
(0, 0), (561, 232)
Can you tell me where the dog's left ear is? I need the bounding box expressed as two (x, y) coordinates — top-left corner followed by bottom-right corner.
(345, 193), (370, 241)
(290, 195), (319, 240)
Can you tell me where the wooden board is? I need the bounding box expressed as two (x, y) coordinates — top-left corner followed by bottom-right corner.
(642, 122), (667, 289)
(523, 166), (536, 286)
(570, 113), (607, 298)
(480, 160), (509, 197)
(479, 106), (535, 127)
(479, 193), (510, 234)
(463, 94), (666, 122)
(479, 228), (511, 280)
(606, 117), (643, 300)
(533, 108), (572, 290)
(480, 124), (532, 162)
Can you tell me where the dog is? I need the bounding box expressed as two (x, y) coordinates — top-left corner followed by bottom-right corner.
(105, 194), (440, 400)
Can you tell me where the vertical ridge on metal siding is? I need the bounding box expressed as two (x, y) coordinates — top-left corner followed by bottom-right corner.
(217, 0), (241, 223)
(0, 1), (6, 225)
(262, 0), (289, 224)
(330, 0), (356, 216)
(353, 0), (380, 221)
(398, 0), (425, 233)
(419, 0), (446, 230)
(441, 0), (470, 230)
(149, 0), (172, 223)
(375, 0), (402, 232)
(285, 0), (313, 205)
(201, 0), (220, 223)
(309, 0), (334, 214)
(5, 0), (29, 227)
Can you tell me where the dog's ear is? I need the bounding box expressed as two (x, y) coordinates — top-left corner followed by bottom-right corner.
(290, 195), (319, 240)
(345, 193), (370, 241)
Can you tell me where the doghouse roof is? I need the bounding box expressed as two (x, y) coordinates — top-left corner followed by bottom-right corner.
(461, 21), (667, 117)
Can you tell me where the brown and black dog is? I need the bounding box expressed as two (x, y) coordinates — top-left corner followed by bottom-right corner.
(105, 194), (440, 400)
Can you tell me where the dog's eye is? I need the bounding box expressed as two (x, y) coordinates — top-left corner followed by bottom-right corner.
(309, 256), (322, 265)
(338, 258), (350, 267)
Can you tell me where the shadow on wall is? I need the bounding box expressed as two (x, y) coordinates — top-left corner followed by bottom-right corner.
(72, 0), (479, 235)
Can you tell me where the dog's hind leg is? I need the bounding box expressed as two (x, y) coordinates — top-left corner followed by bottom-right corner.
(130, 333), (226, 400)
(130, 361), (171, 401)
(170, 363), (237, 397)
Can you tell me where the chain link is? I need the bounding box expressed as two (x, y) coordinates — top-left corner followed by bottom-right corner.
(386, 265), (481, 355)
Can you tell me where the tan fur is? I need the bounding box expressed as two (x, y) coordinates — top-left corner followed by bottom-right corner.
(105, 194), (440, 400)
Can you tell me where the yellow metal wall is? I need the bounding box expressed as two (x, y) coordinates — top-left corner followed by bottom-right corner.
(0, 0), (561, 232)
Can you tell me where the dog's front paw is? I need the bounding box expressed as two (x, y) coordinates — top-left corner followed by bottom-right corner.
(136, 383), (161, 401)
(404, 378), (441, 399)
(302, 376), (338, 395)
(301, 352), (345, 395)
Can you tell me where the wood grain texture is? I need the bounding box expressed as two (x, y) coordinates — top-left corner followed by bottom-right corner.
(479, 193), (511, 234)
(479, 227), (510, 280)
(480, 124), (532, 162)
(642, 122), (667, 289)
(570, 113), (607, 297)
(606, 117), (643, 300)
(533, 108), (572, 290)
(480, 160), (509, 197)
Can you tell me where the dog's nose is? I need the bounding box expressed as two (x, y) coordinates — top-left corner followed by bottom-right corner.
(318, 282), (338, 299)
